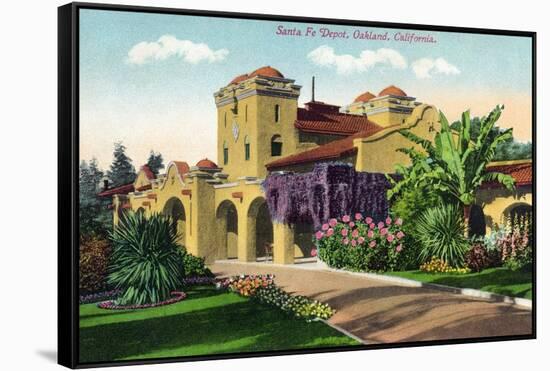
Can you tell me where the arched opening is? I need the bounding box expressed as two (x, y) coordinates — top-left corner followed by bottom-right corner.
(136, 207), (146, 216)
(271, 135), (282, 157)
(468, 204), (486, 237)
(162, 197), (187, 247)
(216, 200), (238, 259)
(244, 135), (251, 161)
(505, 203), (532, 233)
(248, 197), (273, 262)
(294, 220), (315, 258)
(223, 141), (229, 165)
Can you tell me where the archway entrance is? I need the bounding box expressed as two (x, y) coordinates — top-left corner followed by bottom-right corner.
(217, 200), (239, 259)
(506, 203), (532, 232)
(248, 197), (273, 261)
(468, 204), (486, 237)
(163, 197), (187, 246)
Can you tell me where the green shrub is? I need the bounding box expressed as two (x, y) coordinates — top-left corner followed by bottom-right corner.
(181, 251), (213, 277)
(108, 212), (184, 306)
(389, 187), (440, 270)
(464, 241), (490, 272)
(79, 236), (111, 294)
(416, 204), (469, 267)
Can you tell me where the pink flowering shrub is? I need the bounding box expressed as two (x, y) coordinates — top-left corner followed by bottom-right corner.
(498, 229), (532, 271)
(315, 214), (406, 272)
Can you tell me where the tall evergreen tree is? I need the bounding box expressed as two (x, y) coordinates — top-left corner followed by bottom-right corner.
(146, 150), (165, 175)
(107, 141), (136, 187)
(80, 158), (111, 237)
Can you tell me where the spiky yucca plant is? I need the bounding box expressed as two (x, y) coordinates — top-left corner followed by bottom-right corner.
(108, 212), (184, 305)
(416, 204), (469, 268)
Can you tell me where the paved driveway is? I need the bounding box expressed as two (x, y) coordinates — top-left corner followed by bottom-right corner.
(210, 261), (532, 344)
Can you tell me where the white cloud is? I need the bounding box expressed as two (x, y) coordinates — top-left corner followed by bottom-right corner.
(412, 57), (460, 79)
(307, 46), (407, 75)
(127, 35), (228, 65)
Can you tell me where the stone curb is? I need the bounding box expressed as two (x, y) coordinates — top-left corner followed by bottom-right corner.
(213, 259), (532, 310)
(318, 319), (368, 345)
(326, 268), (532, 310)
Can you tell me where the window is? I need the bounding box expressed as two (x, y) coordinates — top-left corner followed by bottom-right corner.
(245, 105), (248, 122)
(224, 112), (227, 128)
(244, 136), (250, 161)
(274, 104), (280, 123)
(271, 135), (282, 156)
(223, 141), (229, 165)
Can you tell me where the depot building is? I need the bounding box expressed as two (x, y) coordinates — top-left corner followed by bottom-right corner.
(99, 66), (532, 264)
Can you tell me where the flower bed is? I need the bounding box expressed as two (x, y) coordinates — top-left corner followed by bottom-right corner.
(420, 257), (470, 274)
(97, 291), (187, 310)
(316, 213), (406, 272)
(79, 289), (122, 304)
(217, 274), (334, 321)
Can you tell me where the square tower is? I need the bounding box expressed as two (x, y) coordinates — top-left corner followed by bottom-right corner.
(344, 85), (422, 127)
(214, 66), (301, 180)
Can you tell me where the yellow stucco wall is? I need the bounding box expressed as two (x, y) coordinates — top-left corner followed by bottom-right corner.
(476, 186), (532, 233)
(355, 104), (439, 173)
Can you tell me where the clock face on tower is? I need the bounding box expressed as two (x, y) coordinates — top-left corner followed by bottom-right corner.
(232, 120), (239, 142)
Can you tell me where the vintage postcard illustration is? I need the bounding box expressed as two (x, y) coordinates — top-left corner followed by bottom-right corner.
(72, 5), (534, 366)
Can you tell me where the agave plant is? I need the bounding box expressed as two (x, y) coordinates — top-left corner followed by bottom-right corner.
(416, 203), (469, 267)
(389, 105), (515, 227)
(108, 212), (184, 306)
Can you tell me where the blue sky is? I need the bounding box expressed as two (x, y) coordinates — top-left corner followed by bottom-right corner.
(80, 9), (533, 170)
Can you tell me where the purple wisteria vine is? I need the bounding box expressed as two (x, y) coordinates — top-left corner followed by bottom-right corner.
(263, 163), (390, 229)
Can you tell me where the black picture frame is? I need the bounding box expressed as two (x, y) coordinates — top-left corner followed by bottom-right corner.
(58, 2), (537, 369)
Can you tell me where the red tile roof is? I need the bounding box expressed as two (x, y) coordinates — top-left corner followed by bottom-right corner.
(354, 91), (376, 103)
(378, 85), (407, 97)
(484, 161), (532, 187)
(295, 106), (382, 136)
(249, 66), (284, 79)
(196, 158), (219, 169)
(97, 183), (134, 197)
(229, 74), (249, 85)
(173, 161), (190, 176)
(140, 164), (155, 180)
(267, 130), (379, 170)
(228, 66), (284, 86)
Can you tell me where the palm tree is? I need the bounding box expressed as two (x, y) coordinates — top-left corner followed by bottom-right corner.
(389, 105), (515, 229)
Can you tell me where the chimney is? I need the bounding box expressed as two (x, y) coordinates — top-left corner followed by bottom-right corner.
(312, 76), (315, 102)
(103, 178), (110, 191)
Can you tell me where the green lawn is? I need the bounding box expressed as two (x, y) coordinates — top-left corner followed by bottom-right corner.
(386, 267), (532, 299)
(79, 286), (359, 363)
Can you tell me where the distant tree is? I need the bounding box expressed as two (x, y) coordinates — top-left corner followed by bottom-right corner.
(450, 116), (531, 161)
(146, 150), (165, 176)
(107, 141), (136, 187)
(80, 158), (111, 237)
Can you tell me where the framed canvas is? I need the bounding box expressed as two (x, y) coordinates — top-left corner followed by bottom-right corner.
(58, 2), (536, 368)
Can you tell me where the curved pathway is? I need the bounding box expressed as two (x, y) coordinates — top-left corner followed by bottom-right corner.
(210, 261), (532, 344)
